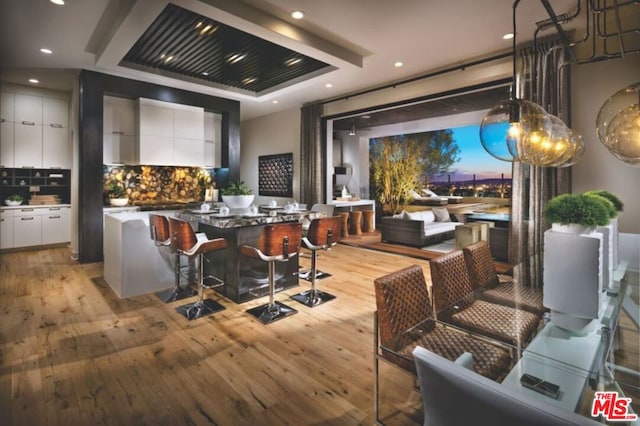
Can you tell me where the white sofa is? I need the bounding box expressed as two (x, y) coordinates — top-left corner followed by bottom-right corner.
(380, 209), (461, 247)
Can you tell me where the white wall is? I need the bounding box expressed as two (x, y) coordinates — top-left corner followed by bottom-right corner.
(571, 54), (640, 234)
(571, 54), (640, 271)
(240, 107), (301, 205)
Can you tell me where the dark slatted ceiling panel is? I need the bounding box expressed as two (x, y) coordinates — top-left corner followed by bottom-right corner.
(121, 3), (331, 94)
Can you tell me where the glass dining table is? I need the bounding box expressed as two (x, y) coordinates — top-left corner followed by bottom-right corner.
(375, 262), (639, 425)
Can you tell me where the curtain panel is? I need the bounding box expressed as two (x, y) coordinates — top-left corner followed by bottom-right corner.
(509, 37), (572, 288)
(299, 103), (325, 206)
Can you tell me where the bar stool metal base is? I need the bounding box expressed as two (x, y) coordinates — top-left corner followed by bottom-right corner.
(176, 298), (225, 320)
(246, 301), (298, 324)
(291, 289), (336, 307)
(155, 285), (197, 303)
(297, 269), (332, 282)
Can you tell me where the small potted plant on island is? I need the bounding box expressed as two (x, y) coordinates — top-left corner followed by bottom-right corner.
(5, 194), (24, 206)
(107, 181), (129, 207)
(221, 181), (254, 209)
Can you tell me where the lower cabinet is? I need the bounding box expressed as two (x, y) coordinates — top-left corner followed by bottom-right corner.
(2, 206), (70, 249)
(42, 207), (70, 244)
(0, 209), (13, 249)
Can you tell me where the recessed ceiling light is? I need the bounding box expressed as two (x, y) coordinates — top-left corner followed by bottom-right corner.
(325, 83), (333, 88)
(50, 0), (64, 5)
(361, 115), (371, 119)
(503, 33), (514, 40)
(40, 48), (53, 54)
(394, 61), (404, 67)
(29, 79), (39, 84)
(272, 100), (279, 104)
(227, 53), (246, 64)
(291, 10), (304, 19)
(285, 58), (302, 66)
(242, 77), (256, 85)
(202, 72), (209, 76)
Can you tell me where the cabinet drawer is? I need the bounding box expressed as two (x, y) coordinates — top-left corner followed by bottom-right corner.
(13, 215), (42, 247)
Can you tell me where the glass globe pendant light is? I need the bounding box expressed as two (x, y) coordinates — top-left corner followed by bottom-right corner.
(479, 0), (553, 165)
(556, 130), (585, 168)
(596, 82), (640, 166)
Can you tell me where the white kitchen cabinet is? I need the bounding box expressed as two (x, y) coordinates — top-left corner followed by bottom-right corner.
(204, 111), (222, 167)
(1, 91), (14, 122)
(14, 93), (43, 125)
(174, 138), (204, 166)
(42, 125), (70, 168)
(14, 122), (43, 167)
(174, 107), (204, 140)
(103, 133), (136, 165)
(0, 209), (13, 249)
(104, 96), (137, 164)
(13, 210), (43, 248)
(42, 207), (70, 244)
(5, 206), (70, 248)
(43, 97), (68, 127)
(138, 98), (205, 166)
(2, 91), (69, 169)
(1, 120), (14, 167)
(139, 102), (173, 137)
(138, 134), (174, 166)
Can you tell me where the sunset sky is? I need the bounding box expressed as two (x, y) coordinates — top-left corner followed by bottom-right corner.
(441, 124), (513, 181)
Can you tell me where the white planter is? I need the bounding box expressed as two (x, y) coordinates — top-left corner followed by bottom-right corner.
(5, 200), (22, 206)
(109, 198), (129, 207)
(543, 229), (603, 332)
(221, 194), (254, 209)
(551, 223), (595, 235)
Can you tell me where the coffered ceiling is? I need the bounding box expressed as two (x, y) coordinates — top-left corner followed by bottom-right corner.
(1, 0), (636, 122)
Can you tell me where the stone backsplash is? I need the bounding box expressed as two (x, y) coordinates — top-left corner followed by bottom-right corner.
(103, 165), (215, 204)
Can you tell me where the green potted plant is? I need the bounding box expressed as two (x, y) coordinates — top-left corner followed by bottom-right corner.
(221, 181), (254, 209)
(583, 190), (623, 213)
(543, 193), (610, 234)
(5, 194), (24, 206)
(107, 181), (129, 206)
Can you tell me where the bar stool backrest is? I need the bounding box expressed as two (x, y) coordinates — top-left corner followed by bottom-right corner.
(257, 223), (302, 258)
(463, 241), (500, 290)
(168, 217), (197, 253)
(307, 216), (342, 247)
(149, 214), (170, 243)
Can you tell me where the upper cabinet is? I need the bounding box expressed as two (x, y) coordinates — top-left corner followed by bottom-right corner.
(138, 98), (205, 167)
(204, 111), (222, 168)
(103, 96), (137, 164)
(1, 89), (70, 169)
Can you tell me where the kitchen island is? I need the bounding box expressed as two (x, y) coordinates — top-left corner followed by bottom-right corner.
(176, 209), (324, 303)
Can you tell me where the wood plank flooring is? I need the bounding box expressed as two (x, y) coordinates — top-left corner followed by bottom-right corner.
(1, 245), (637, 425)
(0, 245), (432, 425)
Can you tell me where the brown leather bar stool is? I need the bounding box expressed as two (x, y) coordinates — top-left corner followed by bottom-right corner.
(168, 217), (227, 320)
(149, 214), (196, 303)
(349, 210), (363, 235)
(338, 212), (350, 237)
(292, 216), (342, 307)
(242, 222), (302, 324)
(362, 210), (375, 232)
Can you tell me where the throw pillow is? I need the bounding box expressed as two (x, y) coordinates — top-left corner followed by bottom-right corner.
(432, 207), (451, 222)
(407, 210), (436, 223)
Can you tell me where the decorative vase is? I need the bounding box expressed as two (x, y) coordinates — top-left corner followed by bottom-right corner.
(551, 223), (595, 235)
(221, 194), (254, 209)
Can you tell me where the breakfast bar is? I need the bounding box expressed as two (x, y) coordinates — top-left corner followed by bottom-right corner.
(176, 209), (324, 303)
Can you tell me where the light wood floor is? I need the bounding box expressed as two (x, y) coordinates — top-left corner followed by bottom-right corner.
(1, 245), (637, 425)
(0, 245), (432, 425)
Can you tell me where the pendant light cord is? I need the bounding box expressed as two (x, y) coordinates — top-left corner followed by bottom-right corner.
(512, 0), (521, 99)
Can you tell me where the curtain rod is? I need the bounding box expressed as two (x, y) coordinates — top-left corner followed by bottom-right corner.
(317, 51), (513, 106)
